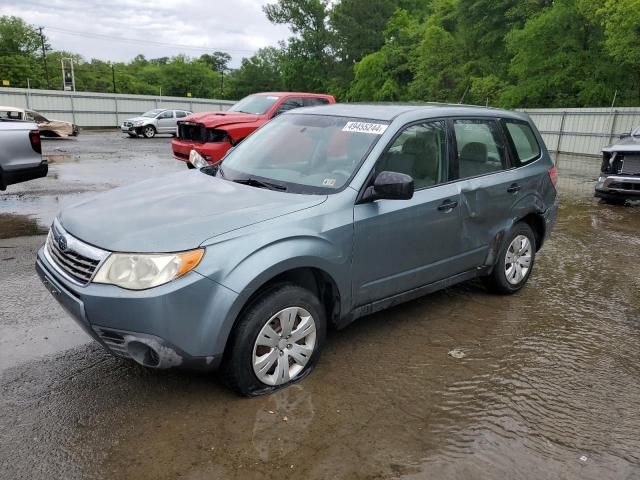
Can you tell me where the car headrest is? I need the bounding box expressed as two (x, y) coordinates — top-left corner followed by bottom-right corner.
(402, 135), (424, 155)
(460, 142), (487, 162)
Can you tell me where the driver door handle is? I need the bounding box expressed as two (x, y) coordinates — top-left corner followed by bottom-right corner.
(437, 199), (458, 211)
(507, 183), (521, 193)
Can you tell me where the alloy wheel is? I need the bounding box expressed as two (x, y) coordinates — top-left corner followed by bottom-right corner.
(252, 307), (317, 386)
(505, 234), (532, 285)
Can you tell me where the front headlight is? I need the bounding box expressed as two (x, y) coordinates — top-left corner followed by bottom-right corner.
(93, 249), (204, 290)
(133, 120), (145, 127)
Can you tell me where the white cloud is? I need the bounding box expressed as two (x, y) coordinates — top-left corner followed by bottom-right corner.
(0, 0), (290, 67)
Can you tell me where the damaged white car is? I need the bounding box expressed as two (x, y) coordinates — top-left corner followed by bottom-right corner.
(0, 106), (79, 138)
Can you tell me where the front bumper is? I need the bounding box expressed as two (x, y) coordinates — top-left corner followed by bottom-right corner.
(171, 138), (231, 164)
(121, 124), (140, 133)
(0, 160), (48, 190)
(595, 174), (640, 199)
(36, 247), (238, 370)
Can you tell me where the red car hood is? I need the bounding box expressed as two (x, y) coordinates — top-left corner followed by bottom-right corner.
(183, 111), (260, 128)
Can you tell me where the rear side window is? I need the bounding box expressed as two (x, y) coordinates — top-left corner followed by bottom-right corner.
(304, 97), (330, 107)
(176, 111), (188, 118)
(504, 121), (541, 165)
(453, 119), (507, 179)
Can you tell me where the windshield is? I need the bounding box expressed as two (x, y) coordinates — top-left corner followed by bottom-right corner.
(218, 114), (388, 194)
(228, 95), (280, 115)
(142, 109), (164, 118)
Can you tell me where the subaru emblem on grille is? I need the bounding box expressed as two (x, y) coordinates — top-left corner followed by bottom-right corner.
(58, 235), (68, 251)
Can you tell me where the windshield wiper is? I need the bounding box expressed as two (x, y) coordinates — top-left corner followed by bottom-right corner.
(233, 177), (287, 191)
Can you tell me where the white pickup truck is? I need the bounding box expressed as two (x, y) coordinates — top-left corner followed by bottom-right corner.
(0, 119), (47, 191)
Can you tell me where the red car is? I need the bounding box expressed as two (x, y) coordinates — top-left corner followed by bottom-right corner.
(172, 92), (335, 167)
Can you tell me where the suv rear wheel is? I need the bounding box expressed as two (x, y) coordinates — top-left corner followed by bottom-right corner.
(484, 222), (536, 294)
(223, 283), (326, 396)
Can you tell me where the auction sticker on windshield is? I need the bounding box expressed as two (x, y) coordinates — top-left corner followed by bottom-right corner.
(342, 122), (388, 135)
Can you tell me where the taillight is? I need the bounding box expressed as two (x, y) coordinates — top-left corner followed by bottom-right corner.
(548, 166), (558, 187)
(29, 129), (41, 154)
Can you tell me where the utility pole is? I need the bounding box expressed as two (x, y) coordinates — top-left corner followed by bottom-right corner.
(220, 70), (224, 97)
(111, 63), (117, 93)
(37, 26), (50, 89)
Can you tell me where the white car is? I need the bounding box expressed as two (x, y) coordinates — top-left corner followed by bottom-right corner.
(0, 106), (79, 137)
(121, 109), (192, 138)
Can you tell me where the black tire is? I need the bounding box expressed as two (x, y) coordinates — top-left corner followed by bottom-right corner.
(599, 197), (627, 206)
(483, 222), (536, 295)
(142, 125), (156, 138)
(186, 163), (195, 170)
(223, 283), (326, 396)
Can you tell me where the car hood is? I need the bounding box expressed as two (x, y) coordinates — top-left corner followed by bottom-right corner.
(124, 116), (150, 123)
(59, 171), (326, 253)
(603, 135), (640, 152)
(184, 111), (260, 128)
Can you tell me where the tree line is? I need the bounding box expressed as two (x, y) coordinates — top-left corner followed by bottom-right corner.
(1, 0), (639, 108)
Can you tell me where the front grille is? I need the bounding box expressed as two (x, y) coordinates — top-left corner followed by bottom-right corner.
(45, 220), (109, 286)
(93, 327), (130, 358)
(609, 181), (640, 192)
(178, 122), (206, 142)
(124, 121), (132, 127)
(174, 150), (189, 160)
(621, 154), (640, 175)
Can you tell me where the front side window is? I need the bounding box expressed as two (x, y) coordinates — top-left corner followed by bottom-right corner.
(454, 119), (507, 179)
(219, 114), (386, 193)
(504, 121), (541, 165)
(228, 95), (280, 115)
(375, 121), (448, 190)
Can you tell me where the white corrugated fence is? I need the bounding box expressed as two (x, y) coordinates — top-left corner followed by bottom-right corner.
(521, 107), (640, 158)
(0, 87), (234, 127)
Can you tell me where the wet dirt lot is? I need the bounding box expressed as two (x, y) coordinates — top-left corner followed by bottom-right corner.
(1, 132), (639, 479)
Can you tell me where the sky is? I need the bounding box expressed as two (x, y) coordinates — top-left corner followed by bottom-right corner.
(0, 0), (291, 67)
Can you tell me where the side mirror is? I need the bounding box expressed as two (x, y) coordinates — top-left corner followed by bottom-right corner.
(363, 171), (414, 202)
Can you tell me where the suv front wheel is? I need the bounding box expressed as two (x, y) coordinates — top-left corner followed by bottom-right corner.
(223, 283), (326, 396)
(484, 222), (536, 294)
(142, 125), (156, 138)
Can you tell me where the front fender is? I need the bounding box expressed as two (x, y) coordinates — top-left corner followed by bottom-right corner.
(201, 237), (351, 356)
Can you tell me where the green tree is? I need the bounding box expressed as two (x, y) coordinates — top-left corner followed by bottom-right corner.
(330, 0), (398, 63)
(348, 8), (421, 101)
(0, 16), (46, 88)
(264, 0), (334, 92)
(225, 47), (285, 99)
(200, 51), (232, 72)
(503, 0), (615, 107)
(409, 24), (466, 103)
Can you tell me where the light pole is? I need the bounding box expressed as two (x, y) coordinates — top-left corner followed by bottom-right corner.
(37, 26), (50, 89)
(61, 58), (76, 91)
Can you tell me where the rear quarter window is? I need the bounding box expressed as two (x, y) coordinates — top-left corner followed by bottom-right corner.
(504, 121), (541, 165)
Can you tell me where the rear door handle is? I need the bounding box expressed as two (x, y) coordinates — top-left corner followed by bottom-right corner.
(438, 199), (458, 211)
(507, 183), (521, 193)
